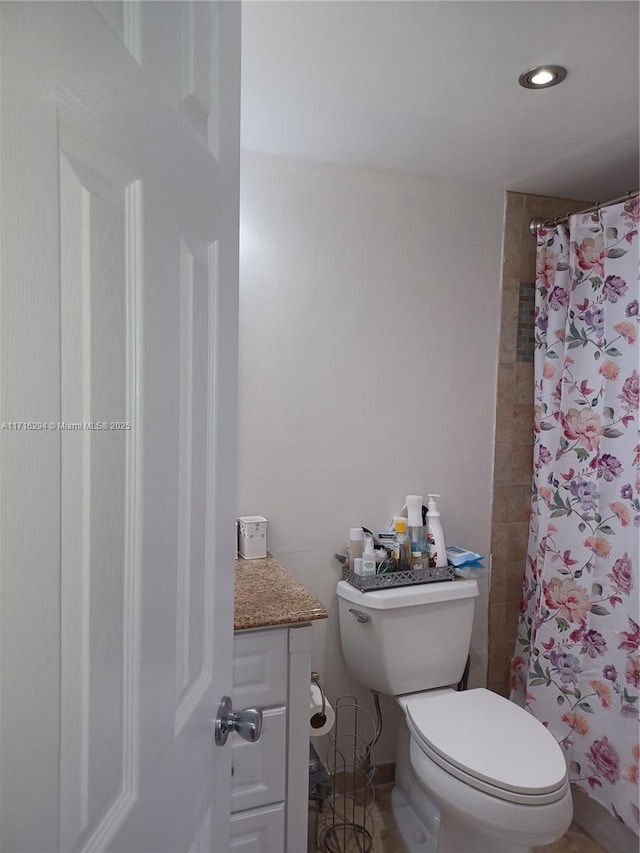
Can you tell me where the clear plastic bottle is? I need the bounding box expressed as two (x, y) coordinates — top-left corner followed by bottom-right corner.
(348, 527), (364, 572)
(405, 494), (429, 570)
(361, 535), (377, 576)
(393, 517), (411, 571)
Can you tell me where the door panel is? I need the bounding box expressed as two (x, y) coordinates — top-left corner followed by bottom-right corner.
(180, 2), (214, 143)
(58, 151), (135, 852)
(91, 1), (125, 41)
(0, 3), (240, 851)
(129, 3), (216, 151)
(175, 235), (216, 730)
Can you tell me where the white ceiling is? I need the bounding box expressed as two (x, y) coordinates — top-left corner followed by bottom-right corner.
(241, 1), (639, 201)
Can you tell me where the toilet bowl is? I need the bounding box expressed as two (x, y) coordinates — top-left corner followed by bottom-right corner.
(336, 579), (574, 852)
(400, 688), (573, 853)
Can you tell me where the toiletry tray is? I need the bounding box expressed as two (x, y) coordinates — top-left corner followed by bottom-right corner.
(342, 563), (454, 592)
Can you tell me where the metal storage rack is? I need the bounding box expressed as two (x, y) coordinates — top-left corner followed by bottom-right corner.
(317, 696), (378, 853)
(342, 562), (454, 592)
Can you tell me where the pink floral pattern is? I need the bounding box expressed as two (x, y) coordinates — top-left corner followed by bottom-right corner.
(511, 200), (639, 833)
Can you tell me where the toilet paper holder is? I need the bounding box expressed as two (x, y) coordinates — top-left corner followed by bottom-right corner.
(310, 671), (327, 729)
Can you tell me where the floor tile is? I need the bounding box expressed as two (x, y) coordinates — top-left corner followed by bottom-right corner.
(533, 822), (606, 853)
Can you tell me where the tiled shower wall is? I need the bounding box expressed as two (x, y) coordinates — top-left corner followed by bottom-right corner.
(488, 191), (592, 698)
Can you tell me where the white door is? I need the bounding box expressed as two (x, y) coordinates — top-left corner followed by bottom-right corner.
(0, 3), (239, 851)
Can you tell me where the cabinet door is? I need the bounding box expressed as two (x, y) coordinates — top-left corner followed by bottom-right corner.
(233, 629), (288, 707)
(229, 803), (285, 853)
(231, 708), (286, 813)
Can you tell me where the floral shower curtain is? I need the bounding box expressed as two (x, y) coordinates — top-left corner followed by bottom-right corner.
(511, 198), (639, 832)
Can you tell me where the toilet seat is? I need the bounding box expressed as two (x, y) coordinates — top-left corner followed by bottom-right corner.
(404, 688), (568, 806)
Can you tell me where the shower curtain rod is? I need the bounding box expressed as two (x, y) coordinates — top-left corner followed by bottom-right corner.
(528, 189), (639, 236)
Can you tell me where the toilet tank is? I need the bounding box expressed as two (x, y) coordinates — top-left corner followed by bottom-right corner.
(337, 579), (479, 696)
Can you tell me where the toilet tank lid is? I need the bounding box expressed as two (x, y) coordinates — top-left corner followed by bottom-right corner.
(336, 578), (478, 609)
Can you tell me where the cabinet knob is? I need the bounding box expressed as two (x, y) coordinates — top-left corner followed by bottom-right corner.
(214, 696), (263, 747)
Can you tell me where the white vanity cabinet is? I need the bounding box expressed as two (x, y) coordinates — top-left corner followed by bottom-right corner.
(230, 623), (313, 853)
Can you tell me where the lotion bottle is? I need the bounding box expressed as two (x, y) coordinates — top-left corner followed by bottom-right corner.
(426, 494), (447, 568)
(405, 494), (429, 570)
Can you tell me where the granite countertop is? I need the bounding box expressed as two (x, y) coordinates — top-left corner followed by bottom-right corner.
(234, 556), (328, 631)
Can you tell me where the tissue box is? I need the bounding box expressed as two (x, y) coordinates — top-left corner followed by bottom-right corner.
(237, 516), (267, 559)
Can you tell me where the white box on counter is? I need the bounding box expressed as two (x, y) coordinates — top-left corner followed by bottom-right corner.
(237, 515), (268, 559)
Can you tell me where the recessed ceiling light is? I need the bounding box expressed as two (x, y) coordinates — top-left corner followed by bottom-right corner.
(531, 70), (554, 86)
(519, 65), (567, 90)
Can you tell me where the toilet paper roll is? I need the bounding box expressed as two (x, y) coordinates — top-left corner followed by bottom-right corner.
(309, 682), (335, 738)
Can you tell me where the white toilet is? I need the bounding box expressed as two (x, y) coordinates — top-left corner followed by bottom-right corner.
(336, 578), (573, 853)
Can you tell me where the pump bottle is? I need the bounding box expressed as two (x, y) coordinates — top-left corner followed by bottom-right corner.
(405, 494), (429, 570)
(426, 494), (447, 568)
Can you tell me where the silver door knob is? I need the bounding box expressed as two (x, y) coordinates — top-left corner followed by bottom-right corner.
(214, 696), (263, 746)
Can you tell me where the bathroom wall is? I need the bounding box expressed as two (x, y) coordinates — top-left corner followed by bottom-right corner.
(488, 191), (592, 698)
(237, 151), (504, 762)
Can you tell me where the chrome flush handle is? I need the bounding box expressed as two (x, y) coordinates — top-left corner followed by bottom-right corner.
(214, 696), (263, 747)
(348, 607), (370, 623)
